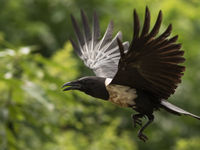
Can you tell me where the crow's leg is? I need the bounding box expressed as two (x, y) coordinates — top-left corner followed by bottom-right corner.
(131, 113), (144, 128)
(137, 114), (154, 142)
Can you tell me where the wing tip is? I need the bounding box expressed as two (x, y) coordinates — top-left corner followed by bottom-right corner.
(158, 10), (163, 18)
(70, 14), (76, 24)
(117, 38), (125, 58)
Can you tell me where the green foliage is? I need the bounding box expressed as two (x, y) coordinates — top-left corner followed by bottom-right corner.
(174, 137), (200, 150)
(0, 0), (200, 150)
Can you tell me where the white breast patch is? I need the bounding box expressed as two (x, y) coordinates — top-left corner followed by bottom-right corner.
(106, 84), (138, 107)
(105, 78), (112, 86)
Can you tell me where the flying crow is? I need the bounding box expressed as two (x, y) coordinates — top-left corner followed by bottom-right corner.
(62, 7), (200, 142)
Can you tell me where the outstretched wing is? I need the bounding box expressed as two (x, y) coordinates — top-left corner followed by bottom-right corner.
(70, 11), (129, 78)
(111, 7), (185, 100)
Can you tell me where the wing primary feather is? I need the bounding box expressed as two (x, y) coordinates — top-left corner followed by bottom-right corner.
(167, 35), (178, 44)
(158, 43), (182, 52)
(91, 11), (100, 60)
(117, 38), (125, 58)
(157, 24), (172, 41)
(92, 11), (100, 44)
(70, 38), (82, 57)
(70, 14), (84, 46)
(160, 49), (184, 57)
(94, 31), (122, 61)
(81, 10), (91, 42)
(161, 56), (185, 63)
(141, 6), (150, 37)
(98, 21), (114, 50)
(104, 31), (122, 52)
(80, 10), (90, 54)
(128, 9), (140, 52)
(149, 10), (162, 38)
(148, 24), (172, 48)
(133, 9), (140, 40)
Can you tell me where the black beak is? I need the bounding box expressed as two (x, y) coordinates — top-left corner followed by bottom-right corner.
(62, 80), (82, 91)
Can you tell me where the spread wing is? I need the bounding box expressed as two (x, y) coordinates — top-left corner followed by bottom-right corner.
(70, 11), (129, 78)
(111, 7), (185, 100)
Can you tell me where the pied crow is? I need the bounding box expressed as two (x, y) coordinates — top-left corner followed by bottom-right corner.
(62, 7), (200, 142)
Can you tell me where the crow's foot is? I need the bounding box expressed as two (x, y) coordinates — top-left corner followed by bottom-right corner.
(131, 114), (144, 128)
(138, 132), (148, 142)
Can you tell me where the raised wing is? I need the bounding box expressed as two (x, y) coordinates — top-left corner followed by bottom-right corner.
(70, 11), (129, 78)
(111, 7), (185, 100)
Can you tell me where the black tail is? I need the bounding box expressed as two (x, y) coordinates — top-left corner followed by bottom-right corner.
(160, 100), (200, 120)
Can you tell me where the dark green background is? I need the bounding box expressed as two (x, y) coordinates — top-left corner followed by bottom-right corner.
(0, 0), (200, 149)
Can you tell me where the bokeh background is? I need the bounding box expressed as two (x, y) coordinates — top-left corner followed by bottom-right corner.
(0, 0), (200, 150)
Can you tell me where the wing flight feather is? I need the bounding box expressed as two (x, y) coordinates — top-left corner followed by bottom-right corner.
(70, 11), (129, 78)
(111, 7), (185, 100)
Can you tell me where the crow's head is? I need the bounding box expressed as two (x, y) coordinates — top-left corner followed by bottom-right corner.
(62, 76), (109, 100)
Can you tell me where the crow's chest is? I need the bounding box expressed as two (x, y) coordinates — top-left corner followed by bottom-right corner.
(106, 84), (138, 107)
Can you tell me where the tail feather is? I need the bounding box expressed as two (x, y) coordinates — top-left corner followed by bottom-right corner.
(160, 100), (200, 120)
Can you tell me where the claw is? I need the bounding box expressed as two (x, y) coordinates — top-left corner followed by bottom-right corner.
(131, 114), (144, 128)
(133, 118), (142, 127)
(138, 132), (148, 142)
(143, 116), (147, 119)
(136, 114), (154, 142)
